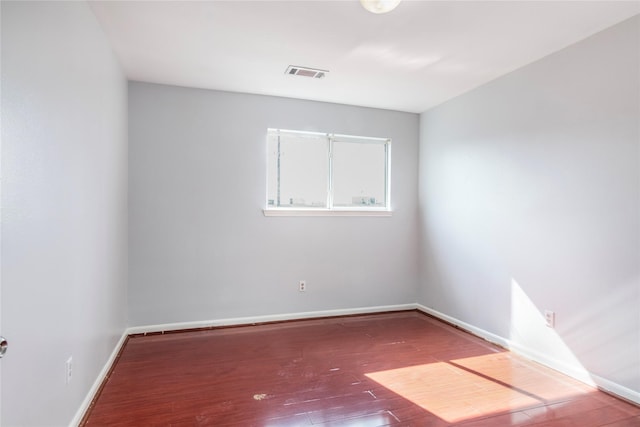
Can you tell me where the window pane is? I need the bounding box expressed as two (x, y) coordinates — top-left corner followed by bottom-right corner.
(332, 140), (387, 208)
(267, 133), (328, 208)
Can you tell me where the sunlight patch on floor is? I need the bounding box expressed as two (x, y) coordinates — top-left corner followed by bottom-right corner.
(365, 352), (584, 424)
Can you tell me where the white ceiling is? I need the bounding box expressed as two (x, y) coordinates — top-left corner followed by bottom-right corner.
(90, 1), (640, 113)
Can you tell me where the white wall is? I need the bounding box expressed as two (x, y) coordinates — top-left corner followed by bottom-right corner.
(1, 2), (128, 425)
(129, 82), (419, 326)
(418, 15), (639, 400)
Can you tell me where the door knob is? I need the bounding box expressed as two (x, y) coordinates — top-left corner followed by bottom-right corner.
(0, 337), (7, 358)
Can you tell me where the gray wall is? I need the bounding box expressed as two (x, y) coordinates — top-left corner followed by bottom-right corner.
(128, 82), (419, 326)
(1, 2), (128, 425)
(419, 16), (639, 397)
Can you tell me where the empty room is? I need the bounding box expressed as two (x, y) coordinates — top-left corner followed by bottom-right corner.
(1, 0), (639, 426)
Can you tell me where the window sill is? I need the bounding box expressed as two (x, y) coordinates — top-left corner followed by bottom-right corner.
(263, 209), (392, 217)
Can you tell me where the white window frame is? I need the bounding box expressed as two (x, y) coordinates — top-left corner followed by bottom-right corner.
(264, 128), (392, 217)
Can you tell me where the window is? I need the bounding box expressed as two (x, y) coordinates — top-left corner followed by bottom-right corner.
(265, 128), (391, 216)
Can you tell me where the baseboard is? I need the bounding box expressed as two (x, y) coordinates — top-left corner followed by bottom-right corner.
(126, 303), (417, 335)
(69, 330), (128, 427)
(590, 372), (640, 406)
(73, 304), (415, 424)
(415, 304), (640, 406)
(73, 302), (638, 425)
(506, 340), (596, 386)
(416, 304), (511, 349)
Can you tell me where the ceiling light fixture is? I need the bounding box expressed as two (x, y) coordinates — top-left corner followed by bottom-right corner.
(360, 0), (401, 14)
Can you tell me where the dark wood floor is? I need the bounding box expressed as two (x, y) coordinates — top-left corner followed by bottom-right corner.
(82, 311), (640, 426)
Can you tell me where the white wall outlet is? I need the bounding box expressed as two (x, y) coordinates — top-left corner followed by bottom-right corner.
(299, 280), (306, 292)
(544, 310), (555, 328)
(65, 356), (73, 384)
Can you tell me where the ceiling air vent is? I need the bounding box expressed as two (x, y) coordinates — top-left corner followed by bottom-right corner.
(285, 65), (328, 79)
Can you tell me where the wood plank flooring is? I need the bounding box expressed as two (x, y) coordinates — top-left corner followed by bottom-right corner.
(82, 311), (640, 426)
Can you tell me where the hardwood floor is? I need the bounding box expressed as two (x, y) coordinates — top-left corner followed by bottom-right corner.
(82, 311), (640, 426)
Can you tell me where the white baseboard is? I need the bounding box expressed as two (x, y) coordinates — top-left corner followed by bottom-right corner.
(416, 304), (511, 349)
(415, 304), (640, 405)
(72, 304), (415, 425)
(69, 331), (128, 427)
(590, 372), (640, 405)
(73, 302), (638, 426)
(126, 303), (417, 335)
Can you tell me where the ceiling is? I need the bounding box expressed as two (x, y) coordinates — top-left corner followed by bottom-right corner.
(89, 1), (640, 113)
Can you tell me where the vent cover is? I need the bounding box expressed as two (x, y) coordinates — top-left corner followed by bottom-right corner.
(285, 65), (328, 79)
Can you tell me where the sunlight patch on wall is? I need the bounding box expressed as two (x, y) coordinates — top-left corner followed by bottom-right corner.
(509, 278), (594, 386)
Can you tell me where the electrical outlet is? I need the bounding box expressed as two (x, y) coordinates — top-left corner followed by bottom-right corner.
(65, 356), (73, 384)
(299, 280), (306, 292)
(544, 310), (555, 328)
